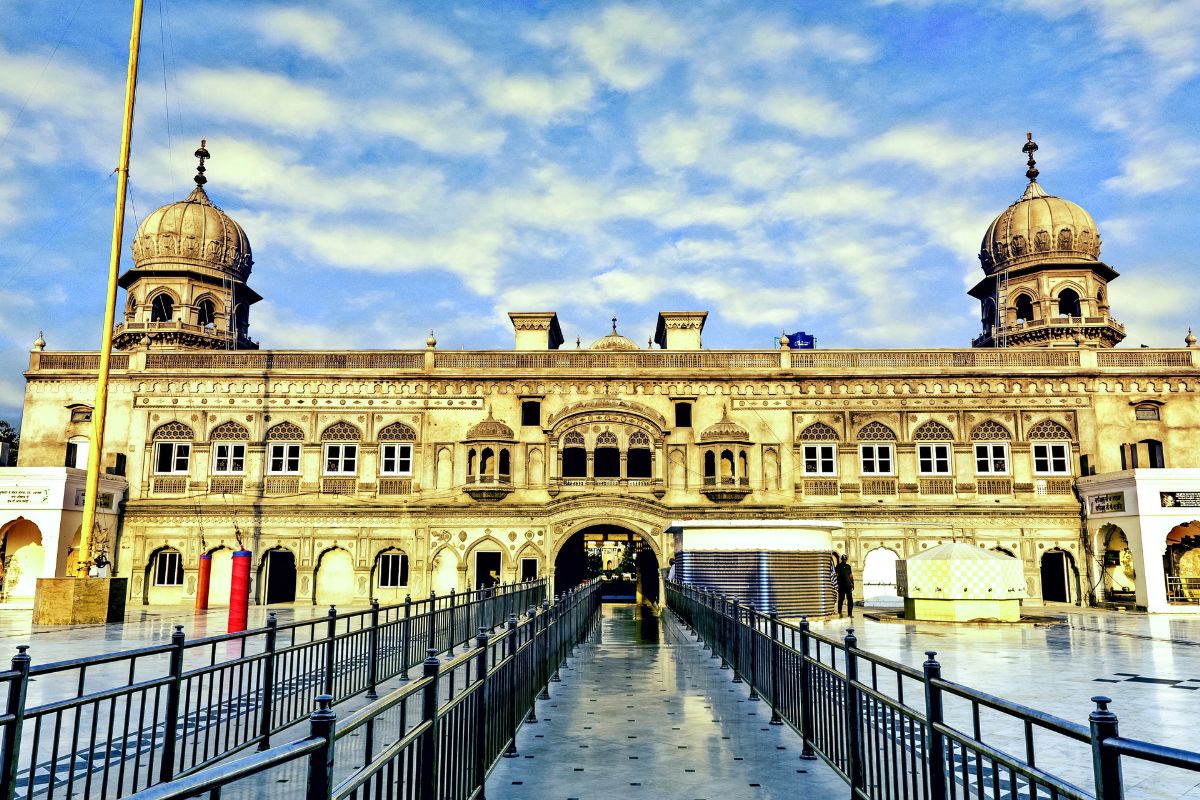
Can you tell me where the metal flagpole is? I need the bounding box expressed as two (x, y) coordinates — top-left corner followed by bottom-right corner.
(78, 0), (144, 575)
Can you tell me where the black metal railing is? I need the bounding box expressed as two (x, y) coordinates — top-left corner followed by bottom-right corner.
(667, 580), (1200, 800)
(0, 580), (546, 800)
(115, 580), (602, 800)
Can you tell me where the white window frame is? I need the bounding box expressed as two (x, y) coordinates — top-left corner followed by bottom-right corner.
(154, 441), (191, 475)
(1032, 441), (1071, 475)
(859, 443), (894, 475)
(267, 443), (301, 475)
(323, 442), (358, 475)
(154, 550), (183, 586)
(380, 443), (414, 476)
(917, 443), (952, 475)
(973, 442), (1009, 475)
(66, 436), (90, 469)
(211, 442), (246, 475)
(378, 553), (408, 587)
(802, 443), (837, 475)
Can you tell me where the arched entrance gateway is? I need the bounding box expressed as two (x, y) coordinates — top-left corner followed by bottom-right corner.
(553, 524), (660, 605)
(1165, 522), (1200, 604)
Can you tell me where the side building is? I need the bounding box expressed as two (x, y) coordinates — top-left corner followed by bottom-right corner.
(4, 138), (1200, 613)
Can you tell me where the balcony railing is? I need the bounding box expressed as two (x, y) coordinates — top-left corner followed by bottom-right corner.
(919, 478), (955, 495)
(150, 476), (187, 495)
(263, 476), (300, 495)
(320, 478), (357, 495)
(1167, 576), (1200, 604)
(801, 478), (839, 496)
(976, 477), (1013, 495)
(860, 477), (897, 496)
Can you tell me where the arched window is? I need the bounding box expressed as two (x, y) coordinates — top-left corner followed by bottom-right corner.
(152, 421), (193, 475)
(151, 294), (174, 322)
(1014, 294), (1034, 322)
(467, 448), (477, 475)
(376, 550), (409, 588)
(720, 449), (735, 480)
(738, 450), (748, 480)
(1057, 288), (1081, 317)
(703, 450), (716, 479)
(321, 422), (360, 475)
(480, 447), (495, 476)
(628, 431), (652, 479)
(594, 432), (620, 478)
(65, 435), (89, 469)
(379, 422), (417, 477)
(982, 298), (996, 329)
(153, 548), (184, 586)
(499, 448), (511, 478)
(561, 431), (586, 478)
(210, 421), (248, 475)
(799, 422), (838, 475)
(197, 299), (216, 329)
(971, 420), (1011, 475)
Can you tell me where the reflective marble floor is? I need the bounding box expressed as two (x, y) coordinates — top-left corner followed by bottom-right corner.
(486, 603), (846, 800)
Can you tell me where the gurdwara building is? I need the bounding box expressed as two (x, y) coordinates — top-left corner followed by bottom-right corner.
(3, 137), (1200, 614)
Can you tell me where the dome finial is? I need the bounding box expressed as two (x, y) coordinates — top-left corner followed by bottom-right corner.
(1023, 132), (1039, 183)
(611, 315), (618, 334)
(194, 139), (210, 186)
(1187, 328), (1197, 348)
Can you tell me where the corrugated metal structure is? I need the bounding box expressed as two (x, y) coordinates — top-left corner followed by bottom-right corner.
(675, 550), (837, 617)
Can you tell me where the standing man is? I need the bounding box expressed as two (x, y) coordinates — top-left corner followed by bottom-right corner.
(835, 554), (855, 617)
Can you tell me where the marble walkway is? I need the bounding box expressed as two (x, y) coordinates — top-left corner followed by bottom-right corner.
(485, 603), (845, 800)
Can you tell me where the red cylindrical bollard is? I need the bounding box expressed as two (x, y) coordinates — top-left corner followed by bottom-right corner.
(195, 552), (212, 611)
(227, 549), (252, 633)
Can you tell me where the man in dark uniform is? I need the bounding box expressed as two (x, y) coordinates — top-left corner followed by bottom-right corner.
(834, 554), (855, 616)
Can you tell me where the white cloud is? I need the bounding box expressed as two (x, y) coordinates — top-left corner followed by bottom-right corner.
(754, 89), (854, 136)
(558, 5), (688, 90)
(857, 123), (1011, 177)
(744, 22), (876, 64)
(255, 8), (355, 63)
(381, 10), (475, 68)
(179, 69), (339, 134)
(362, 99), (507, 156)
(482, 72), (594, 124)
(636, 114), (732, 170)
(1103, 139), (1200, 195)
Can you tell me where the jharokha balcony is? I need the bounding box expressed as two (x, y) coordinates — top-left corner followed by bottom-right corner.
(701, 475), (751, 503)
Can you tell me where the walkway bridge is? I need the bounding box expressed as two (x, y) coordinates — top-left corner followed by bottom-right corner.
(1, 579), (1199, 800)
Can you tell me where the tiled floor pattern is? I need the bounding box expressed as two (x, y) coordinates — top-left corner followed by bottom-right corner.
(486, 603), (845, 800)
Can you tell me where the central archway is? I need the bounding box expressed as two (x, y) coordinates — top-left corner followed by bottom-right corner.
(553, 523), (660, 605)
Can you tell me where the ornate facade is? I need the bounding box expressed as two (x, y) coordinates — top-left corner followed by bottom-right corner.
(6, 137), (1200, 612)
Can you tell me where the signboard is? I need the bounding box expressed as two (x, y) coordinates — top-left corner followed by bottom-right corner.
(0, 488), (49, 505)
(1090, 492), (1125, 514)
(75, 489), (115, 510)
(1161, 492), (1200, 508)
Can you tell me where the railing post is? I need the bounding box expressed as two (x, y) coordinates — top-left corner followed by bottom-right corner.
(797, 618), (816, 760)
(731, 599), (744, 683)
(539, 600), (552, 700)
(1090, 696), (1124, 800)
(768, 611), (782, 725)
(525, 606), (540, 724)
(401, 594), (413, 679)
(474, 628), (491, 800)
(323, 606), (337, 697)
(257, 613), (278, 750)
(551, 594), (564, 682)
(923, 651), (948, 800)
(747, 603), (760, 701)
(158, 625), (186, 783)
(449, 588), (457, 652)
(418, 649), (441, 799)
(366, 600), (380, 699)
(503, 614), (520, 757)
(709, 590), (720, 659)
(305, 694), (335, 800)
(0, 645), (31, 800)
(719, 594), (731, 669)
(844, 629), (864, 794)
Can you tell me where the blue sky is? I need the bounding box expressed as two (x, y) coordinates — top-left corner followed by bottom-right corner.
(0, 0), (1198, 422)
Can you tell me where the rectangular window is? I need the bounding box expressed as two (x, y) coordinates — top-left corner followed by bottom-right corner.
(380, 443), (413, 475)
(674, 402), (692, 428)
(860, 443), (894, 475)
(1032, 442), (1071, 475)
(65, 442), (78, 468)
(1145, 440), (1165, 469)
(154, 551), (183, 586)
(268, 443), (301, 474)
(802, 444), (837, 475)
(324, 443), (358, 475)
(521, 557), (538, 582)
(154, 442), (191, 474)
(974, 443), (1009, 474)
(378, 553), (409, 588)
(521, 400), (541, 427)
(918, 443), (952, 475)
(212, 443), (246, 474)
(70, 408), (92, 423)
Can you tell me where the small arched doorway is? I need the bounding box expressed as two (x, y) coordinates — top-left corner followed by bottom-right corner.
(1165, 522), (1200, 604)
(0, 518), (45, 602)
(862, 547), (899, 601)
(1039, 549), (1076, 603)
(554, 524), (659, 605)
(314, 548), (356, 607)
(430, 548), (459, 595)
(259, 547), (297, 605)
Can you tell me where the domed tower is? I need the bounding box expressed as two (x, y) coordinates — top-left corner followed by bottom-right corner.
(969, 134), (1124, 348)
(112, 141), (261, 350)
(588, 317), (639, 351)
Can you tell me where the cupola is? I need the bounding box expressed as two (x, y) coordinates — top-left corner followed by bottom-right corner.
(113, 141), (261, 351)
(588, 317), (639, 351)
(969, 134), (1124, 349)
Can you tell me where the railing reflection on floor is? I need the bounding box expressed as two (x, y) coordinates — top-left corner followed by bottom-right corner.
(1167, 576), (1200, 605)
(0, 580), (547, 800)
(666, 579), (1200, 800)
